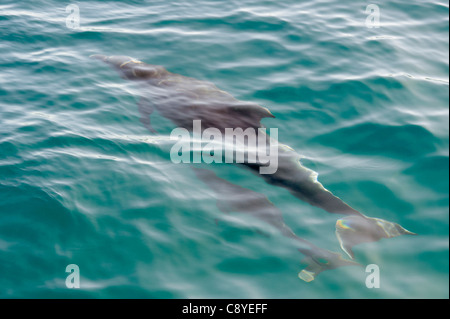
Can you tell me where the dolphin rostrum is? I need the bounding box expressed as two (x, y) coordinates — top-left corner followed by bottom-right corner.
(91, 55), (416, 260)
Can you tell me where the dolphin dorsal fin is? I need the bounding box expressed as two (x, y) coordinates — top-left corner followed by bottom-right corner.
(231, 102), (275, 120)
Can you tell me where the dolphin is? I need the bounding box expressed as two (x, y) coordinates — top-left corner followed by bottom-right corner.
(91, 55), (416, 259)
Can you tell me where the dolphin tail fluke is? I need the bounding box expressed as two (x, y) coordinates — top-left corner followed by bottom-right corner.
(298, 253), (361, 282)
(392, 223), (417, 236)
(335, 215), (416, 259)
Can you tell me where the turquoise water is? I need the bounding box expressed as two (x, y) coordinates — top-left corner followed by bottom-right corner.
(0, 0), (448, 298)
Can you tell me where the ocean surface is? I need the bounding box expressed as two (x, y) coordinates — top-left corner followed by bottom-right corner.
(0, 0), (448, 299)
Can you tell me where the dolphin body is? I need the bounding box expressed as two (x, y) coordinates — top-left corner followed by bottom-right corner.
(91, 55), (415, 260)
